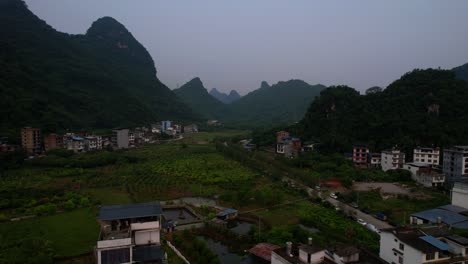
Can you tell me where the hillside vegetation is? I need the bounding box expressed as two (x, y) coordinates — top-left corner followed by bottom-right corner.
(297, 69), (468, 153)
(0, 0), (197, 138)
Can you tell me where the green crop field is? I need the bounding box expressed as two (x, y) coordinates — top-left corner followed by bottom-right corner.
(0, 208), (98, 257)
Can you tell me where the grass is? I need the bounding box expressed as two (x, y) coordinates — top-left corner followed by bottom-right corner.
(181, 130), (249, 144)
(84, 187), (132, 205)
(356, 190), (450, 225)
(0, 208), (98, 257)
(255, 203), (304, 226)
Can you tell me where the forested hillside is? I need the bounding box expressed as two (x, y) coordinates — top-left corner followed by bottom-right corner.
(226, 80), (325, 127)
(174, 78), (230, 120)
(296, 69), (468, 153)
(454, 62), (468, 82)
(0, 0), (197, 138)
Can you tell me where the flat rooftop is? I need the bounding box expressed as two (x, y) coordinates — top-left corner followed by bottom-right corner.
(98, 201), (162, 221)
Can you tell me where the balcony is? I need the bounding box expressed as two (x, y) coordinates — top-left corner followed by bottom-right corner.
(131, 221), (160, 231)
(97, 237), (132, 249)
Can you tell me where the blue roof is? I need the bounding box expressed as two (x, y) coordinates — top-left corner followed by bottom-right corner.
(71, 136), (84, 141)
(452, 221), (468, 229)
(420, 236), (453, 251)
(217, 208), (238, 217)
(411, 209), (468, 225)
(438, 204), (468, 214)
(98, 201), (162, 220)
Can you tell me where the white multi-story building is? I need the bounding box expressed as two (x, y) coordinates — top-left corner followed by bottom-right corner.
(381, 149), (405, 171)
(96, 202), (166, 264)
(84, 136), (98, 151)
(96, 135), (103, 150)
(380, 227), (468, 264)
(452, 182), (468, 210)
(112, 129), (129, 149)
(443, 146), (468, 185)
(403, 162), (445, 188)
(413, 147), (440, 166)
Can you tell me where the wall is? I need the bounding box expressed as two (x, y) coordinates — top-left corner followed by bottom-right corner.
(452, 183), (468, 209)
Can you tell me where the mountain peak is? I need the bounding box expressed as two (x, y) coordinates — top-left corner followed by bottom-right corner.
(260, 81), (270, 89)
(86, 17), (129, 39)
(229, 90), (240, 97)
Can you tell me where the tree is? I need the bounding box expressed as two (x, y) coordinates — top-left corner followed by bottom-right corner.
(365, 86), (383, 95)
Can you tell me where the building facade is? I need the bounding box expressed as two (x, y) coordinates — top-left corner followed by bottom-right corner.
(352, 145), (369, 165)
(413, 147), (440, 166)
(380, 227), (468, 264)
(160, 121), (171, 132)
(96, 202), (166, 264)
(443, 146), (468, 185)
(21, 127), (42, 155)
(44, 133), (63, 152)
(381, 149), (405, 171)
(403, 162), (445, 188)
(368, 153), (382, 169)
(112, 129), (129, 149)
(452, 182), (468, 210)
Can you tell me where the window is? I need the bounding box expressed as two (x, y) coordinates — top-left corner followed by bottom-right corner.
(426, 252), (435, 260)
(398, 256), (404, 264)
(399, 243), (404, 251)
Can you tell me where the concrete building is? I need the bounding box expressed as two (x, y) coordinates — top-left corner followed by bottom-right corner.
(84, 136), (98, 151)
(66, 136), (85, 153)
(128, 132), (135, 147)
(352, 145), (369, 166)
(21, 127), (42, 155)
(381, 149), (405, 171)
(403, 162), (445, 188)
(379, 227), (468, 264)
(271, 240), (386, 264)
(183, 124), (198, 133)
(43, 133), (63, 152)
(95, 202), (166, 264)
(368, 153), (382, 169)
(413, 147), (440, 166)
(443, 146), (468, 185)
(112, 129), (129, 149)
(452, 182), (468, 210)
(160, 121), (171, 132)
(277, 137), (302, 158)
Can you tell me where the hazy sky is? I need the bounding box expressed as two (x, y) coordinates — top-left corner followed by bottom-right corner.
(25, 0), (468, 95)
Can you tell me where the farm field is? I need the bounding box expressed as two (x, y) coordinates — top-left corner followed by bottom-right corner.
(0, 208), (99, 258)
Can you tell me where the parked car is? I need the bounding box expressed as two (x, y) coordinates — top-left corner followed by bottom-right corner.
(365, 223), (380, 233)
(361, 208), (370, 214)
(350, 202), (359, 208)
(374, 213), (387, 221)
(329, 193), (338, 199)
(357, 218), (367, 225)
(315, 185), (321, 191)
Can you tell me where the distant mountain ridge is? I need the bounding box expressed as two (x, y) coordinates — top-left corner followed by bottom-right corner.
(226, 80), (326, 126)
(0, 0), (197, 136)
(209, 88), (241, 104)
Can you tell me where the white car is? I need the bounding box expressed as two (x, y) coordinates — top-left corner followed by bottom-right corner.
(329, 193), (338, 199)
(357, 219), (367, 226)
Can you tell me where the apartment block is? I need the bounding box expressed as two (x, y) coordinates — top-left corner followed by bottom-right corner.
(443, 146), (468, 185)
(21, 127), (42, 155)
(414, 147), (440, 166)
(112, 129), (129, 149)
(381, 149), (405, 171)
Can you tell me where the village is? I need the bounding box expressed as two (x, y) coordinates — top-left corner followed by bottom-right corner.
(3, 126), (468, 264)
(0, 121), (199, 156)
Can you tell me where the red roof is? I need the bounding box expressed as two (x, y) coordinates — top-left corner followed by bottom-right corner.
(248, 243), (281, 261)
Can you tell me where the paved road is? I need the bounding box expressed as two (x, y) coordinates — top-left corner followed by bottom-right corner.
(325, 196), (392, 230)
(282, 176), (392, 231)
